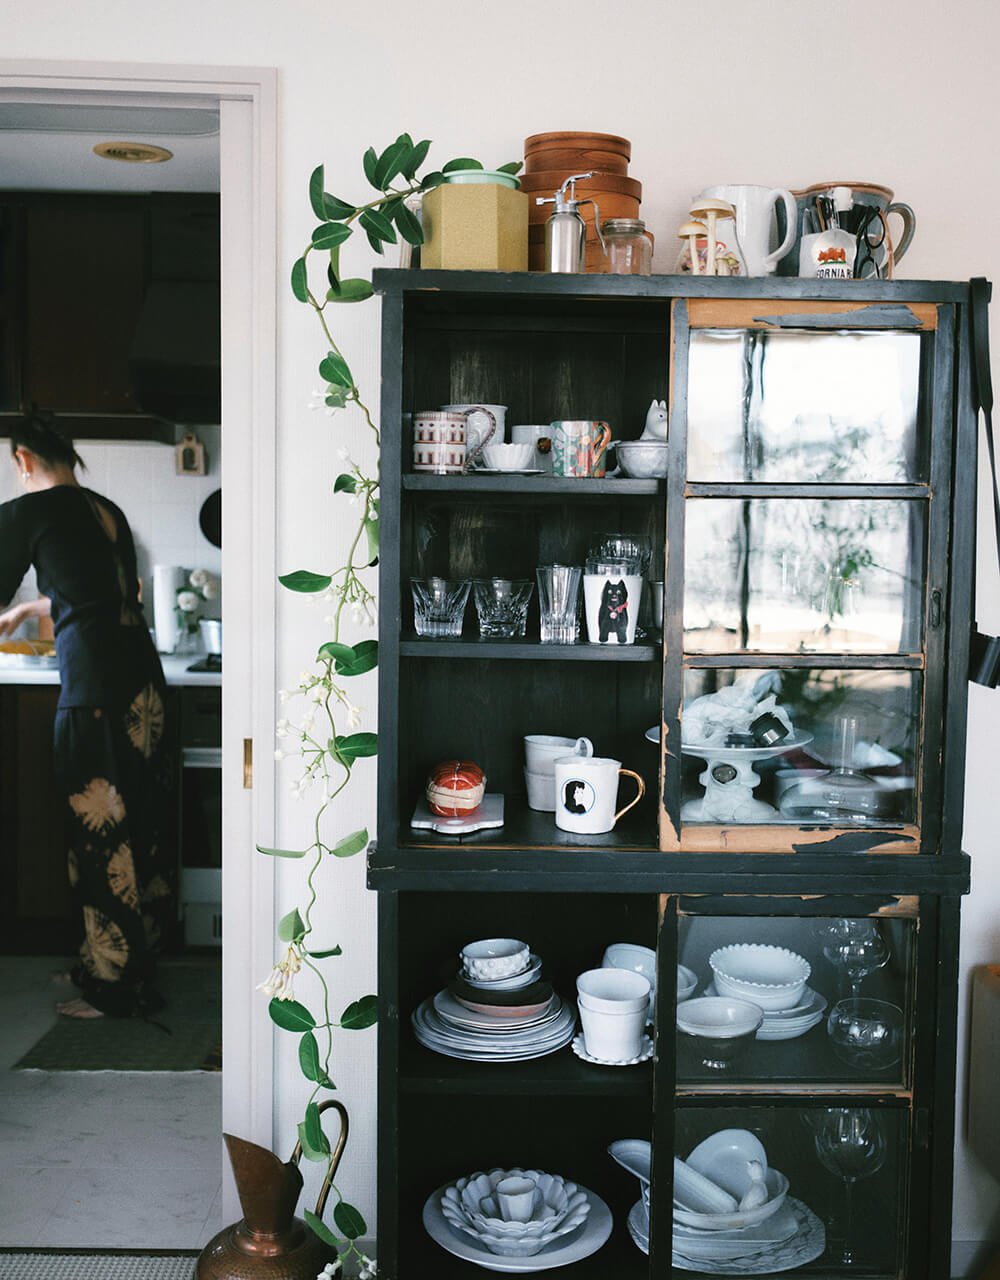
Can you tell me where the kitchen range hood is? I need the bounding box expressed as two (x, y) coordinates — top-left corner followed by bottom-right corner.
(129, 278), (221, 426)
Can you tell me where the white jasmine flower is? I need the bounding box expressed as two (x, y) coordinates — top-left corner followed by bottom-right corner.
(202, 579), (221, 600)
(278, 689), (291, 704)
(317, 1259), (342, 1278)
(256, 945), (302, 1002)
(189, 568), (210, 588)
(256, 964), (283, 997)
(302, 712), (315, 732)
(350, 604), (364, 625)
(176, 590), (201, 613)
(337, 447), (351, 462)
(276, 719), (291, 738)
(358, 1256), (376, 1280)
(309, 389), (326, 411)
(346, 702), (363, 730)
(312, 688), (327, 704)
(274, 749), (285, 761)
(300, 670), (314, 685)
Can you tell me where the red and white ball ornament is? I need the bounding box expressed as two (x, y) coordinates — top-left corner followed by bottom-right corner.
(426, 760), (486, 817)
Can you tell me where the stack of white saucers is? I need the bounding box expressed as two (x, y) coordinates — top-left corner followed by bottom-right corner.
(702, 981), (827, 1041)
(412, 987), (576, 1061)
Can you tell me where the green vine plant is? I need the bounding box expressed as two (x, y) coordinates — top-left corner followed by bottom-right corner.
(256, 135), (521, 1274)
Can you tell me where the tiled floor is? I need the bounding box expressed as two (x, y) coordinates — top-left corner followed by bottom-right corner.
(0, 957), (223, 1249)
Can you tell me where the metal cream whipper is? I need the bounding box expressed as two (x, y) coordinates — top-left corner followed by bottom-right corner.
(536, 171), (607, 273)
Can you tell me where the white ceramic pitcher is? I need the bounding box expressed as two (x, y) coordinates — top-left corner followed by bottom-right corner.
(699, 184), (798, 277)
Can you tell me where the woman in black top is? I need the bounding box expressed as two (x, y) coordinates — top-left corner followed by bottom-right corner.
(0, 418), (173, 1018)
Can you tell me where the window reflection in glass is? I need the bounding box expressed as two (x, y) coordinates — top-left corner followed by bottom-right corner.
(680, 668), (919, 826)
(686, 328), (924, 483)
(684, 498), (926, 653)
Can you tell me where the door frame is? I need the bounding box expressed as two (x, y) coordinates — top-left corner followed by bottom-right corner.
(0, 58), (279, 1210)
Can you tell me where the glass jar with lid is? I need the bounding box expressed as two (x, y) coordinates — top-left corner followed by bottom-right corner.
(601, 218), (653, 275)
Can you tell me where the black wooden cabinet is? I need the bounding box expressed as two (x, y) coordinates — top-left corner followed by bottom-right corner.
(369, 270), (981, 1280)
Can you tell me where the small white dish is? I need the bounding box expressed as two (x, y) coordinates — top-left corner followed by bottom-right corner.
(676, 996), (764, 1039)
(571, 1032), (653, 1066)
(410, 794), (504, 834)
(615, 440), (668, 479)
(480, 442), (536, 471)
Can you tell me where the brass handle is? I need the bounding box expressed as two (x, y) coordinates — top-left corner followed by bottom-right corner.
(243, 738), (253, 789)
(289, 1098), (350, 1219)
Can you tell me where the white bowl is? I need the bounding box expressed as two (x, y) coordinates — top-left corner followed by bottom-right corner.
(480, 442), (536, 471)
(441, 1169), (590, 1256)
(709, 944), (810, 1012)
(676, 996), (764, 1038)
(577, 967), (650, 1012)
(672, 1168), (789, 1231)
(461, 938), (530, 981)
(602, 943), (656, 1017)
(616, 440), (668, 478)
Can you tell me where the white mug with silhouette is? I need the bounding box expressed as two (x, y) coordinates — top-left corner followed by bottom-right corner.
(554, 755), (644, 834)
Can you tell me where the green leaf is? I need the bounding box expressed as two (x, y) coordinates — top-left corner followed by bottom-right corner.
(256, 843), (307, 859)
(326, 277), (374, 305)
(336, 732), (378, 760)
(373, 138), (410, 189)
(332, 827), (369, 858)
(496, 160), (523, 175)
(298, 1102), (331, 1161)
(325, 386), (351, 410)
(334, 473), (357, 494)
(335, 639), (378, 677)
(290, 256), (309, 302)
(317, 641), (356, 664)
(341, 994), (378, 1030)
(298, 1030), (323, 1081)
(318, 351), (353, 389)
(268, 998), (316, 1032)
(393, 200), (424, 246)
(324, 194), (356, 220)
(400, 138), (431, 180)
(359, 207), (397, 246)
(362, 146), (378, 186)
(279, 570), (332, 593)
(333, 1201), (368, 1240)
(443, 157), (482, 172)
(420, 170), (446, 190)
(304, 1208), (342, 1247)
(364, 516), (379, 566)
(311, 221), (352, 251)
(277, 909), (304, 943)
(307, 944), (343, 959)
(309, 166), (327, 220)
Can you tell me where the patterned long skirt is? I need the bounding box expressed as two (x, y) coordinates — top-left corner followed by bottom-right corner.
(53, 680), (174, 1017)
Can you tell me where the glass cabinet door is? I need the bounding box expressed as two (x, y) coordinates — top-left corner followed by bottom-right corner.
(661, 299), (953, 852)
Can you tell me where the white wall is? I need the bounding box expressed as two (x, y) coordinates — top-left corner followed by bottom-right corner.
(0, 429), (222, 634)
(2, 0), (999, 1270)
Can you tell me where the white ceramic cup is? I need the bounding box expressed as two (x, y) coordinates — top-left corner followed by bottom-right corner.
(577, 967), (651, 1012)
(524, 767), (556, 812)
(698, 183), (798, 277)
(554, 756), (644, 834)
(602, 943), (656, 1022)
(495, 1175), (537, 1222)
(583, 573), (643, 645)
(511, 424), (555, 473)
(412, 411), (468, 474)
(578, 1001), (647, 1062)
(524, 734), (593, 775)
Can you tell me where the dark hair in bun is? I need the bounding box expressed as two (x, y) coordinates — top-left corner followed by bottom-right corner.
(9, 412), (85, 471)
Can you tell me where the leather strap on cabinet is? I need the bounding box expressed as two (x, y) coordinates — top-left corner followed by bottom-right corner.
(969, 277), (1000, 686)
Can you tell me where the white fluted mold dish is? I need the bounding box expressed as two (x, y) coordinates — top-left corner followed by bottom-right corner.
(424, 1182), (612, 1272)
(446, 1169), (585, 1238)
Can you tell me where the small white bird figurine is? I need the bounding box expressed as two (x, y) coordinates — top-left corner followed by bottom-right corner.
(641, 398), (668, 441)
(738, 1159), (769, 1211)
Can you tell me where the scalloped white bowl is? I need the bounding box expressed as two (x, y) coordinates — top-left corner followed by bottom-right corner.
(709, 944), (810, 1012)
(441, 1168), (590, 1256)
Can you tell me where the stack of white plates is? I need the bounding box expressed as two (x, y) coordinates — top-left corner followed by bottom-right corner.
(412, 988), (576, 1061)
(702, 981), (827, 1041)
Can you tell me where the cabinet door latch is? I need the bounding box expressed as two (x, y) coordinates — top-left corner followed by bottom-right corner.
(243, 738), (253, 789)
(929, 588), (942, 629)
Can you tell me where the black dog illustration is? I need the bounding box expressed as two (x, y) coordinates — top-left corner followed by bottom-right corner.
(598, 579), (629, 643)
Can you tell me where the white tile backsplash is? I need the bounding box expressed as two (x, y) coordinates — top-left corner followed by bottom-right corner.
(0, 427), (221, 633)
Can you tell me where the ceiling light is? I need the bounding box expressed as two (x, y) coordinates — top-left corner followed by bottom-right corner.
(93, 141), (174, 164)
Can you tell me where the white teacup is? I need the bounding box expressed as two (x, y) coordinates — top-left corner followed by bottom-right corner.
(524, 734), (593, 775)
(554, 755), (644, 834)
(480, 442), (535, 471)
(511, 424), (555, 473)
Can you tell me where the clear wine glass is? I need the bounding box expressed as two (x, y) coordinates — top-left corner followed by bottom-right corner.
(813, 1107), (887, 1265)
(821, 918), (890, 998)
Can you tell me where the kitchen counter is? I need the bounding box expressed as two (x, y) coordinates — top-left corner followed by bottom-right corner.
(0, 653), (222, 688)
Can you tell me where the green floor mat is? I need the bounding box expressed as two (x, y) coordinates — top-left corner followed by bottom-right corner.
(14, 960), (221, 1072)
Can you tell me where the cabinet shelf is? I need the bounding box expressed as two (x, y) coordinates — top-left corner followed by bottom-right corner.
(399, 1040), (652, 1097)
(399, 636), (659, 661)
(403, 474), (661, 496)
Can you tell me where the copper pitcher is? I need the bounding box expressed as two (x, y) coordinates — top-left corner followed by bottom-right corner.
(197, 1099), (349, 1280)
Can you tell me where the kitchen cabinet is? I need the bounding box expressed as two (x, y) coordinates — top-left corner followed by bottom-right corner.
(368, 270), (980, 1280)
(0, 191), (219, 439)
